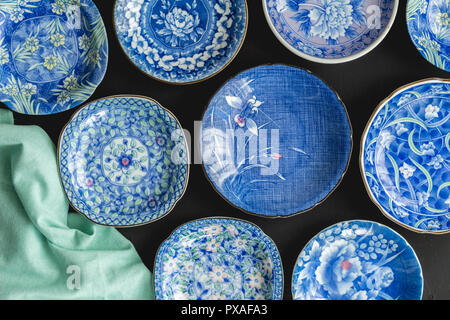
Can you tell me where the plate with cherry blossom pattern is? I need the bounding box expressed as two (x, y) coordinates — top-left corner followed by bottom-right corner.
(361, 79), (450, 234)
(0, 0), (108, 114)
(113, 0), (247, 84)
(263, 0), (398, 63)
(201, 64), (352, 217)
(58, 96), (189, 227)
(292, 220), (423, 300)
(154, 217), (283, 300)
(407, 0), (449, 72)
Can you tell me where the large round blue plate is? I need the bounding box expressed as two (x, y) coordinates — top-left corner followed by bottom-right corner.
(361, 79), (450, 234)
(154, 217), (284, 300)
(292, 220), (423, 300)
(263, 0), (398, 63)
(407, 0), (449, 72)
(114, 0), (247, 84)
(59, 96), (189, 227)
(0, 0), (108, 115)
(201, 64), (352, 217)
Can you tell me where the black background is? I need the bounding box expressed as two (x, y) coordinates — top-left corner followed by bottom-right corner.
(3, 0), (449, 300)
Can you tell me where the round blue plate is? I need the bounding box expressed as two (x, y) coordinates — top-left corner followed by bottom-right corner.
(407, 0), (449, 72)
(292, 220), (423, 300)
(263, 0), (398, 63)
(114, 0), (247, 84)
(201, 64), (352, 217)
(59, 96), (189, 227)
(361, 79), (449, 234)
(0, 0), (108, 115)
(154, 217), (284, 300)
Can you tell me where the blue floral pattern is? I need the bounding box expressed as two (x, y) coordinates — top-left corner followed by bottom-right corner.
(263, 0), (396, 62)
(292, 220), (423, 300)
(407, 0), (449, 72)
(114, 0), (247, 84)
(201, 65), (352, 217)
(59, 96), (189, 227)
(361, 80), (450, 233)
(154, 218), (283, 300)
(0, 0), (108, 114)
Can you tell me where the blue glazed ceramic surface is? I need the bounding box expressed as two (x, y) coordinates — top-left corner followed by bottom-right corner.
(407, 0), (449, 72)
(263, 0), (397, 63)
(59, 96), (189, 226)
(114, 0), (247, 84)
(0, 0), (108, 115)
(154, 218), (283, 300)
(361, 79), (449, 233)
(201, 65), (352, 217)
(292, 220), (423, 300)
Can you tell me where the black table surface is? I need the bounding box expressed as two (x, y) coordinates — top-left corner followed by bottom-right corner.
(5, 0), (449, 300)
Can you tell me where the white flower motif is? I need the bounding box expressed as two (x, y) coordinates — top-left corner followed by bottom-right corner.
(428, 155), (444, 169)
(395, 123), (408, 136)
(10, 7), (24, 23)
(309, 0), (354, 41)
(399, 163), (416, 179)
(420, 142), (436, 156)
(424, 104), (440, 120)
(22, 83), (37, 97)
(163, 257), (178, 275)
(379, 130), (395, 149)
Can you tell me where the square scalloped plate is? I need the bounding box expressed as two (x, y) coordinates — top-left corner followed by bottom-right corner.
(58, 96), (189, 227)
(0, 0), (108, 115)
(154, 217), (284, 300)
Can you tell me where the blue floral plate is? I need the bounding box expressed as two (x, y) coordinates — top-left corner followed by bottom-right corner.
(0, 0), (108, 115)
(200, 65), (352, 217)
(292, 220), (423, 300)
(361, 79), (450, 234)
(263, 0), (398, 63)
(407, 0), (449, 72)
(154, 217), (283, 300)
(58, 96), (189, 227)
(114, 0), (248, 84)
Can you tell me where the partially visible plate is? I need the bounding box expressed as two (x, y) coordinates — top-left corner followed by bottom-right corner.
(154, 217), (283, 300)
(201, 64), (352, 217)
(292, 220), (423, 300)
(361, 79), (449, 234)
(114, 0), (248, 84)
(407, 0), (449, 72)
(263, 0), (398, 63)
(58, 95), (189, 227)
(0, 0), (108, 115)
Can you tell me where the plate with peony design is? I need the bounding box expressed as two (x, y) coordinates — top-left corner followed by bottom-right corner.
(0, 0), (108, 115)
(263, 0), (398, 63)
(113, 0), (248, 84)
(407, 0), (449, 72)
(154, 217), (284, 300)
(200, 64), (352, 217)
(292, 220), (423, 300)
(58, 95), (189, 227)
(361, 79), (450, 234)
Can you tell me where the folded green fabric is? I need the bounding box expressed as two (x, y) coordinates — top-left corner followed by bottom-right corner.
(0, 109), (154, 300)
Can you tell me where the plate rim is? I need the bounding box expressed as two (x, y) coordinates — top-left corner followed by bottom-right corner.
(153, 216), (285, 300)
(359, 78), (450, 235)
(0, 0), (109, 115)
(199, 63), (354, 218)
(290, 219), (424, 300)
(262, 0), (399, 64)
(112, 0), (249, 85)
(57, 94), (191, 228)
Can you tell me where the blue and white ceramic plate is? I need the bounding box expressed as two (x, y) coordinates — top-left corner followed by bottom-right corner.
(361, 79), (450, 234)
(292, 220), (423, 300)
(114, 0), (247, 84)
(59, 96), (189, 227)
(407, 0), (449, 72)
(154, 217), (283, 300)
(201, 65), (352, 217)
(263, 0), (398, 63)
(0, 0), (108, 115)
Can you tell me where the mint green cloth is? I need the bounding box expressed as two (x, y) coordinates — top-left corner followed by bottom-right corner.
(0, 109), (154, 300)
